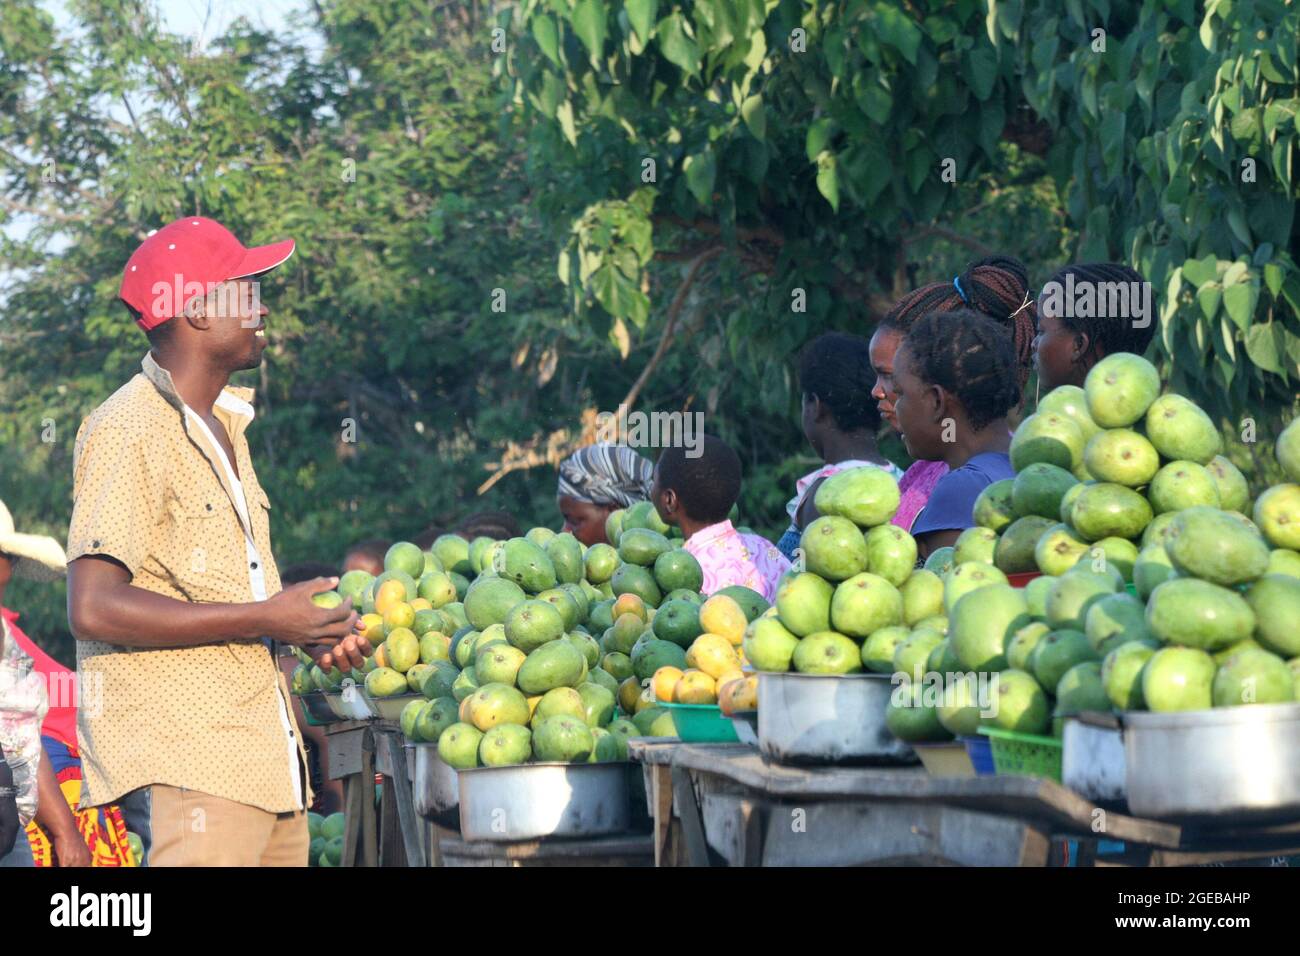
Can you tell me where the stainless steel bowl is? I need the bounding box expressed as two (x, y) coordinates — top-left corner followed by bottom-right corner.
(457, 762), (632, 842)
(410, 742), (460, 824)
(1062, 717), (1126, 804)
(1124, 703), (1300, 822)
(299, 691), (339, 724)
(366, 691), (421, 722)
(757, 672), (916, 765)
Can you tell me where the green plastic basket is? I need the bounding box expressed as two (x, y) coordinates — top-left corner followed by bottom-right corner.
(977, 727), (1063, 782)
(661, 702), (740, 743)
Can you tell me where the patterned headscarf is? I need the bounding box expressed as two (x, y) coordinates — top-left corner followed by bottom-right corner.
(557, 444), (653, 508)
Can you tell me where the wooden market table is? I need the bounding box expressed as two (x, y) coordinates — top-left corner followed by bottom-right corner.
(432, 830), (654, 867)
(323, 719), (426, 867)
(629, 739), (1300, 867)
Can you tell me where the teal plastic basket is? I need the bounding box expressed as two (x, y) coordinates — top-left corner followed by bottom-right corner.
(660, 702), (740, 743)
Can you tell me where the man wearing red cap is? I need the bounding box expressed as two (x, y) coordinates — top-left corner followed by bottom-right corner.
(65, 217), (369, 866)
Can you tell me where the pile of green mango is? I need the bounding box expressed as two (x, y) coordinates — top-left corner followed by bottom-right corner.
(887, 354), (1300, 743)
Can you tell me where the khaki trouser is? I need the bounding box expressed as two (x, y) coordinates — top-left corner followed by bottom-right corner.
(122, 784), (308, 867)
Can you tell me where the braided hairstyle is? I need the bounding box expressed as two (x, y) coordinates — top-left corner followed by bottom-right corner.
(1041, 262), (1156, 357)
(881, 255), (1036, 389)
(901, 310), (1022, 432)
(798, 332), (883, 431)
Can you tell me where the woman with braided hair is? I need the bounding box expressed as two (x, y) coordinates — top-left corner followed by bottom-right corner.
(893, 311), (1023, 558)
(869, 255), (1037, 532)
(1033, 262), (1156, 393)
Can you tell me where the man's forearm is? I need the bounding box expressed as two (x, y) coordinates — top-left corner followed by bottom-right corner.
(70, 577), (262, 648)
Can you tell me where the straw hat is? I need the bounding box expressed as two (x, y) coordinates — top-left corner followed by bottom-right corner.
(0, 498), (68, 583)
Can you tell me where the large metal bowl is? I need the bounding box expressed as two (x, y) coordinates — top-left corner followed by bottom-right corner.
(365, 691), (422, 722)
(757, 672), (916, 765)
(409, 742), (460, 827)
(1061, 717), (1126, 804)
(1123, 702), (1300, 823)
(457, 762), (632, 842)
(298, 691), (339, 724)
(324, 682), (374, 720)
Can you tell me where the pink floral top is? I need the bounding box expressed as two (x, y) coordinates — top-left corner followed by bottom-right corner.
(892, 460), (950, 532)
(683, 520), (792, 603)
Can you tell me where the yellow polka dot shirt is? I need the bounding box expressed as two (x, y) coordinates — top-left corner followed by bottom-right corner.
(67, 353), (311, 813)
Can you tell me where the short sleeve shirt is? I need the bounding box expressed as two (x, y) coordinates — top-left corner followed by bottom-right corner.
(911, 453), (1015, 537)
(66, 353), (308, 814)
(683, 520), (792, 603)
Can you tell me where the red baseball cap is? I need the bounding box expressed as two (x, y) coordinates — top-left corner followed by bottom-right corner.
(119, 216), (295, 330)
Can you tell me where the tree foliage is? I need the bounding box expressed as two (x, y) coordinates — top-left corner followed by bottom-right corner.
(504, 0), (1299, 422)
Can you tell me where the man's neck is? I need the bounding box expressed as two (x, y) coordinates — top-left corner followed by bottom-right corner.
(152, 347), (228, 417)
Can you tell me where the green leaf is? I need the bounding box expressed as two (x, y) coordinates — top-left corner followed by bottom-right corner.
(1181, 254), (1219, 289)
(1263, 99), (1299, 139)
(1244, 322), (1284, 373)
(816, 151), (840, 212)
(1197, 282), (1222, 321)
(591, 262), (650, 328)
(855, 77), (892, 125)
(740, 94), (766, 141)
(1265, 262), (1285, 298)
(571, 0), (607, 64)
(1222, 281), (1257, 331)
(1099, 110), (1125, 179)
(625, 0), (658, 44)
(806, 117), (836, 162)
(1225, 207), (1251, 247)
(682, 150), (716, 206)
(963, 47), (999, 101)
(656, 13), (700, 77)
(873, 2), (923, 65)
(531, 15), (561, 67)
(556, 99), (577, 146)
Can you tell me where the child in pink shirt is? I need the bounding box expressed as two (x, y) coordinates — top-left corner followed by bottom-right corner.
(651, 436), (790, 603)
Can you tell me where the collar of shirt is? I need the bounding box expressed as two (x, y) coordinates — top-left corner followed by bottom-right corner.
(141, 351), (259, 543)
(685, 519), (738, 549)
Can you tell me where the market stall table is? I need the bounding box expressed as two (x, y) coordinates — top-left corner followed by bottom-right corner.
(630, 740), (1300, 866)
(324, 719), (425, 867)
(433, 831), (654, 867)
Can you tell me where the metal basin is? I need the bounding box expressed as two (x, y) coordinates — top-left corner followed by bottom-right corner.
(458, 762), (631, 842)
(1062, 716), (1126, 804)
(410, 743), (460, 825)
(1124, 703), (1300, 823)
(324, 683), (374, 721)
(366, 692), (422, 722)
(299, 691), (338, 724)
(757, 672), (915, 765)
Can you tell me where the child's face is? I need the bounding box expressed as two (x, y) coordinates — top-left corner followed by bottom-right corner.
(649, 463), (680, 527)
(892, 343), (945, 461)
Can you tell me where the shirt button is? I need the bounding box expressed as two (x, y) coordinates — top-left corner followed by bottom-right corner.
(251, 561), (259, 569)
(92, 540), (101, 548)
(206, 503), (213, 511)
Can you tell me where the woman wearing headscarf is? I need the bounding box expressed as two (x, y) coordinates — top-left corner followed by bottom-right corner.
(556, 443), (654, 546)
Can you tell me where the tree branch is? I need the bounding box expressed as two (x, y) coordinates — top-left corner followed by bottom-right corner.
(621, 245), (724, 412)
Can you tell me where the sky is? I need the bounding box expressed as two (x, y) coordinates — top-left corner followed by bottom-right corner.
(1, 1), (314, 298)
(50, 0), (310, 42)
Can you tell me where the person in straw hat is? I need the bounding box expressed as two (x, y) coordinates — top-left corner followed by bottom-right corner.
(0, 499), (92, 867)
(65, 217), (369, 866)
